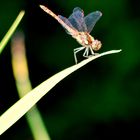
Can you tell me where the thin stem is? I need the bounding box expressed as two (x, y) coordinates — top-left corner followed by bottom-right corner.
(0, 10), (25, 54)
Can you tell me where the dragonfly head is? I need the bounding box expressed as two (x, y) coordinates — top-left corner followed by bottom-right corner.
(92, 39), (102, 51)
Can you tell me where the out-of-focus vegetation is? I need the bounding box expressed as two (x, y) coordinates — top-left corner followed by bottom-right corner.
(0, 0), (140, 139)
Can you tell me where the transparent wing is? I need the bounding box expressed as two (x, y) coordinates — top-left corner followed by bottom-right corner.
(73, 7), (83, 13)
(58, 15), (76, 34)
(84, 11), (102, 33)
(68, 7), (87, 32)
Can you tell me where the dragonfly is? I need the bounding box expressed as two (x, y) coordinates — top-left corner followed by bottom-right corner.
(40, 5), (102, 64)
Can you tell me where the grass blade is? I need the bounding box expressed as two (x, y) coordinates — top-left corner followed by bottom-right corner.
(11, 32), (51, 140)
(0, 49), (121, 135)
(0, 11), (25, 54)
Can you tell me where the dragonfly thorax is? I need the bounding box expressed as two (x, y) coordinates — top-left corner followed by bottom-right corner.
(74, 32), (93, 46)
(74, 32), (102, 51)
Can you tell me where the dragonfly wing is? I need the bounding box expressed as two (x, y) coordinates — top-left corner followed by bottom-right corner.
(73, 7), (83, 13)
(58, 15), (76, 34)
(84, 11), (102, 33)
(68, 7), (87, 32)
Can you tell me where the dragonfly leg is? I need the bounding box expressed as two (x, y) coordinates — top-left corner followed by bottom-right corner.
(84, 47), (96, 58)
(74, 46), (85, 64)
(90, 46), (100, 56)
(83, 47), (89, 57)
(89, 46), (95, 55)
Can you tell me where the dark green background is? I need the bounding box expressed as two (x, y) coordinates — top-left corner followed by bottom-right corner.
(0, 0), (140, 139)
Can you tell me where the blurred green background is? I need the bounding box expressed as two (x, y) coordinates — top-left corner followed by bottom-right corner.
(0, 0), (140, 139)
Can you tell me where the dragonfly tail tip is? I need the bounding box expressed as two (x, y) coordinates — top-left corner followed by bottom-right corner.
(39, 5), (45, 10)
